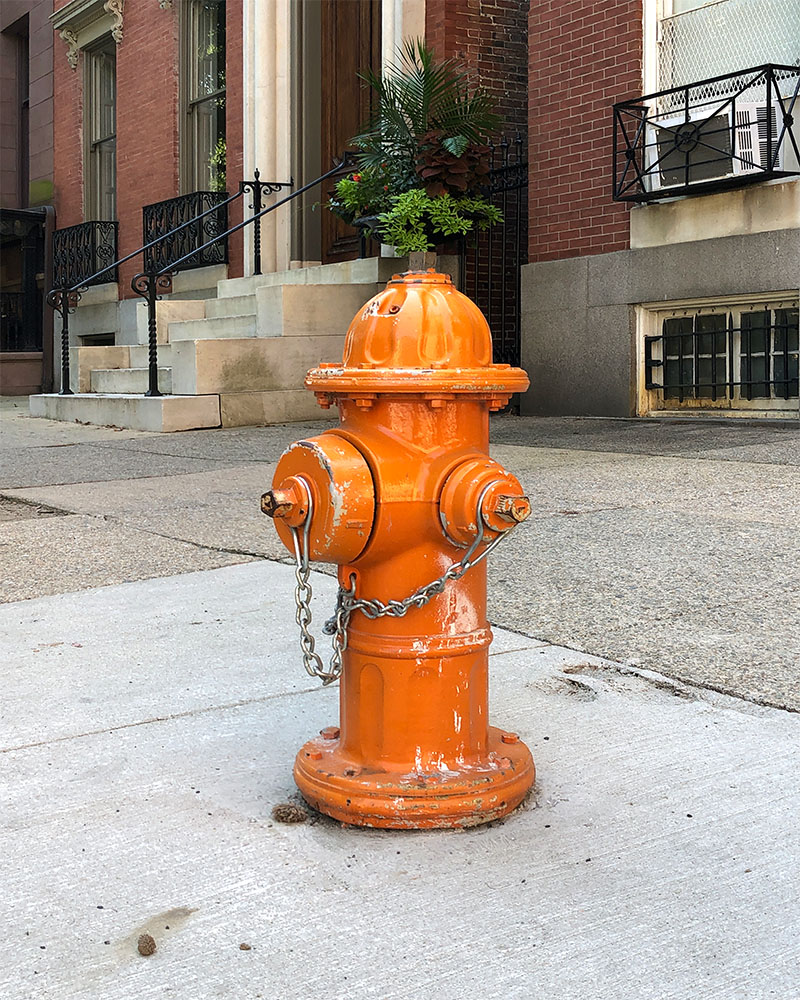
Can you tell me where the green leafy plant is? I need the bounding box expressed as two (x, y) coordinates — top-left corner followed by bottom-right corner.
(377, 189), (502, 255)
(328, 164), (394, 226)
(328, 39), (503, 254)
(209, 137), (226, 192)
(352, 38), (500, 186)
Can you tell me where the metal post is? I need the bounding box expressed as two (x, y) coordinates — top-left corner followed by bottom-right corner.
(47, 289), (74, 395)
(251, 168), (264, 275)
(131, 271), (172, 397)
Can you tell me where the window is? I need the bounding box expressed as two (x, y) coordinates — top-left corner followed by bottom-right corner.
(85, 38), (116, 220)
(657, 0), (800, 94)
(643, 299), (799, 411)
(182, 0), (226, 193)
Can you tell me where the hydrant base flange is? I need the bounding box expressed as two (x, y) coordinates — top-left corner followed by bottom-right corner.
(294, 726), (535, 829)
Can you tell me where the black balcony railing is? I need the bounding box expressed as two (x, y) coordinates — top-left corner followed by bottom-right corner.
(613, 64), (800, 203)
(143, 191), (229, 272)
(53, 220), (118, 288)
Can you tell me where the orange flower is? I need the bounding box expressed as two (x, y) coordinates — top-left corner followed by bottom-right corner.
(352, 173), (362, 182)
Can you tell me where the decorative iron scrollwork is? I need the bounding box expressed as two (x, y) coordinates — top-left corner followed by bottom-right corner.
(53, 221), (118, 288)
(142, 191), (229, 273)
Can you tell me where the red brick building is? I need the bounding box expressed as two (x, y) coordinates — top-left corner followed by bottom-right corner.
(521, 0), (799, 418)
(22, 0), (800, 425)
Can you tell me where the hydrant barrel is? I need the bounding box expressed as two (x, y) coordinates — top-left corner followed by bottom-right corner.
(266, 270), (535, 828)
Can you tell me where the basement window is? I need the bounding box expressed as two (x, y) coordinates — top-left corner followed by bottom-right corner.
(642, 297), (799, 412)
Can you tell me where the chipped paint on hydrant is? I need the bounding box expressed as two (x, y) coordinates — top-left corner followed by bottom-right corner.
(261, 270), (535, 829)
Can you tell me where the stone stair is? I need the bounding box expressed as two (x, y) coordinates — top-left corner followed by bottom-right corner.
(30, 256), (414, 432)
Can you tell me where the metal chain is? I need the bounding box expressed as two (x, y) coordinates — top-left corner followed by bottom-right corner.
(288, 481), (520, 685)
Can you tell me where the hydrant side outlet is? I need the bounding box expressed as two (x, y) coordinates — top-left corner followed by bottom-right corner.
(268, 271), (535, 829)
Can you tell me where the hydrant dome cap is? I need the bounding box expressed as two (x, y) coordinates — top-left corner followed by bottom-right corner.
(345, 271), (491, 370)
(306, 271), (530, 397)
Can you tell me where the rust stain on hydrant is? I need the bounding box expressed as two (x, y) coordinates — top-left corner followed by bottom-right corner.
(262, 269), (535, 829)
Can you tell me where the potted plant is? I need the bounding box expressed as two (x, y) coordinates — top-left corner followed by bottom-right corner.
(328, 40), (503, 260)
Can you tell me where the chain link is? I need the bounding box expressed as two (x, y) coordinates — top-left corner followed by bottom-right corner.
(287, 480), (520, 685)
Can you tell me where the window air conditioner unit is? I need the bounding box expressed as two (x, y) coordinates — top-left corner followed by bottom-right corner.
(732, 102), (785, 173)
(646, 109), (734, 191)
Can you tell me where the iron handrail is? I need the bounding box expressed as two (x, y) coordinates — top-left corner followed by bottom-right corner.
(47, 171), (298, 396)
(153, 158), (352, 277)
(48, 158), (356, 398)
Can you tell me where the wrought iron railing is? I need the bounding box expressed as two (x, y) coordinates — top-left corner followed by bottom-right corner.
(53, 220), (118, 288)
(46, 163), (364, 397)
(613, 64), (800, 203)
(143, 191), (229, 272)
(460, 133), (528, 370)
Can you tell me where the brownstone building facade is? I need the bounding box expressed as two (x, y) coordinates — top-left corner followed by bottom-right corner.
(1, 0), (56, 394)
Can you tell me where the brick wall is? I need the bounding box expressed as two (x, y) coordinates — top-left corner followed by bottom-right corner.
(528, 0), (643, 262)
(115, 2), (180, 297)
(426, 0), (529, 140)
(51, 0), (244, 296)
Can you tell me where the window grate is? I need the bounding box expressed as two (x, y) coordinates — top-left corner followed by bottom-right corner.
(646, 305), (799, 404)
(659, 0), (800, 99)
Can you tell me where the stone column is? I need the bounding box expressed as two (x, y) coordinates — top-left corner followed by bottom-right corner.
(242, 0), (293, 275)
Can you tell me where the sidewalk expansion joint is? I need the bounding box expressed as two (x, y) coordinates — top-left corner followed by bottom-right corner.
(1, 685), (324, 755)
(490, 621), (799, 716)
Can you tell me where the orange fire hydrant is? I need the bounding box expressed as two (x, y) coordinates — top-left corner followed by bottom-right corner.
(262, 270), (535, 828)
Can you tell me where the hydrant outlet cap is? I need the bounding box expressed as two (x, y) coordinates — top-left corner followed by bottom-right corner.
(305, 271), (529, 397)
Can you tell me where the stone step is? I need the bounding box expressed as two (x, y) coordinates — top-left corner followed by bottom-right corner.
(91, 367), (173, 394)
(128, 344), (174, 367)
(204, 294), (256, 319)
(219, 388), (337, 427)
(169, 263), (228, 300)
(168, 314), (259, 341)
(216, 256), (410, 298)
(255, 282), (380, 338)
(29, 393), (221, 433)
(171, 335), (345, 395)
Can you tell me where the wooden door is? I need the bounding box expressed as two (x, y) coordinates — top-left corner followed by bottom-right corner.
(320, 0), (381, 264)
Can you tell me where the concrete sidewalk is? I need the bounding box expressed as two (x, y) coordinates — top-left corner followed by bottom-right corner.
(2, 397), (799, 710)
(2, 561), (799, 1000)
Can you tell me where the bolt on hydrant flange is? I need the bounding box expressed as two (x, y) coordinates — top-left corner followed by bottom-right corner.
(263, 269), (535, 829)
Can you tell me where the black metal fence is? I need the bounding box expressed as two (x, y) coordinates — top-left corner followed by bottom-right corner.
(613, 64), (800, 203)
(53, 220), (118, 288)
(142, 191), (229, 272)
(462, 134), (528, 369)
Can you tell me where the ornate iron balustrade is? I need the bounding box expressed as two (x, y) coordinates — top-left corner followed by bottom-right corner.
(47, 162), (369, 397)
(142, 191), (229, 273)
(613, 64), (800, 203)
(53, 220), (118, 288)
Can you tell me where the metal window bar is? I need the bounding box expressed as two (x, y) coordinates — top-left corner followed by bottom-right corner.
(645, 307), (799, 402)
(613, 64), (800, 202)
